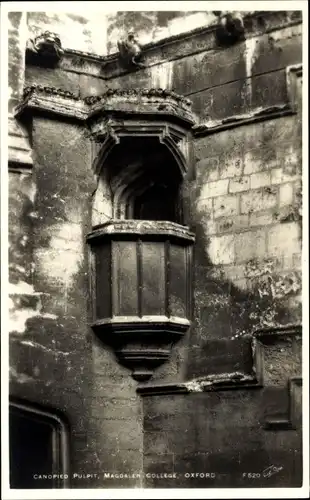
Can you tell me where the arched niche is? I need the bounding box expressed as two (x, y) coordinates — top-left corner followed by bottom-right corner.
(93, 137), (185, 225)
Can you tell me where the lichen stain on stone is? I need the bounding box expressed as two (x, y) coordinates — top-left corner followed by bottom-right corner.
(49, 222), (83, 253)
(269, 272), (301, 298)
(247, 268), (301, 301)
(263, 341), (301, 384)
(244, 35), (259, 104)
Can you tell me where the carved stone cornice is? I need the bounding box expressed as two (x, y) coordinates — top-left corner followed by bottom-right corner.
(15, 85), (85, 120)
(137, 374), (260, 396)
(15, 85), (196, 127)
(84, 87), (192, 107)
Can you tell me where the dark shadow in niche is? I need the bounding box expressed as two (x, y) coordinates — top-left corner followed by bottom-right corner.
(134, 183), (180, 222)
(106, 137), (185, 224)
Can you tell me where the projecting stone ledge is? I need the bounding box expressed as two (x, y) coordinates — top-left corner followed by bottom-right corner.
(137, 323), (302, 395)
(88, 220), (195, 243)
(15, 85), (196, 126)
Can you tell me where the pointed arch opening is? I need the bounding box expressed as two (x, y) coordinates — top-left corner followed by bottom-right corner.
(103, 137), (185, 224)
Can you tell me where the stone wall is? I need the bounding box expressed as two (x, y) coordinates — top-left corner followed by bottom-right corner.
(7, 9), (303, 489)
(141, 375), (302, 488)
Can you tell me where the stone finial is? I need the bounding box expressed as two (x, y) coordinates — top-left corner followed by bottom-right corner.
(26, 31), (64, 63)
(213, 11), (247, 45)
(117, 32), (146, 70)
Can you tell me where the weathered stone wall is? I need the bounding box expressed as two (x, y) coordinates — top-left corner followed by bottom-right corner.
(9, 116), (144, 487)
(142, 378), (302, 488)
(8, 9), (303, 489)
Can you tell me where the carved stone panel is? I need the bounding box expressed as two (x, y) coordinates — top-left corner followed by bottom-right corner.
(87, 221), (195, 381)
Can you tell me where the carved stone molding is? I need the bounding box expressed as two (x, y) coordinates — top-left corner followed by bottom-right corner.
(16, 85), (196, 127)
(89, 220), (195, 242)
(84, 87), (192, 106)
(137, 375), (260, 396)
(91, 118), (193, 178)
(192, 103), (296, 137)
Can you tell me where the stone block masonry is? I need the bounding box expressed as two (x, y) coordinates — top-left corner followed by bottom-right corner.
(240, 187), (278, 214)
(229, 176), (250, 193)
(193, 80), (302, 345)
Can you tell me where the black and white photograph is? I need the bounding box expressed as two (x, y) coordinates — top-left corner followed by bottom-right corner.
(1, 1), (309, 498)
